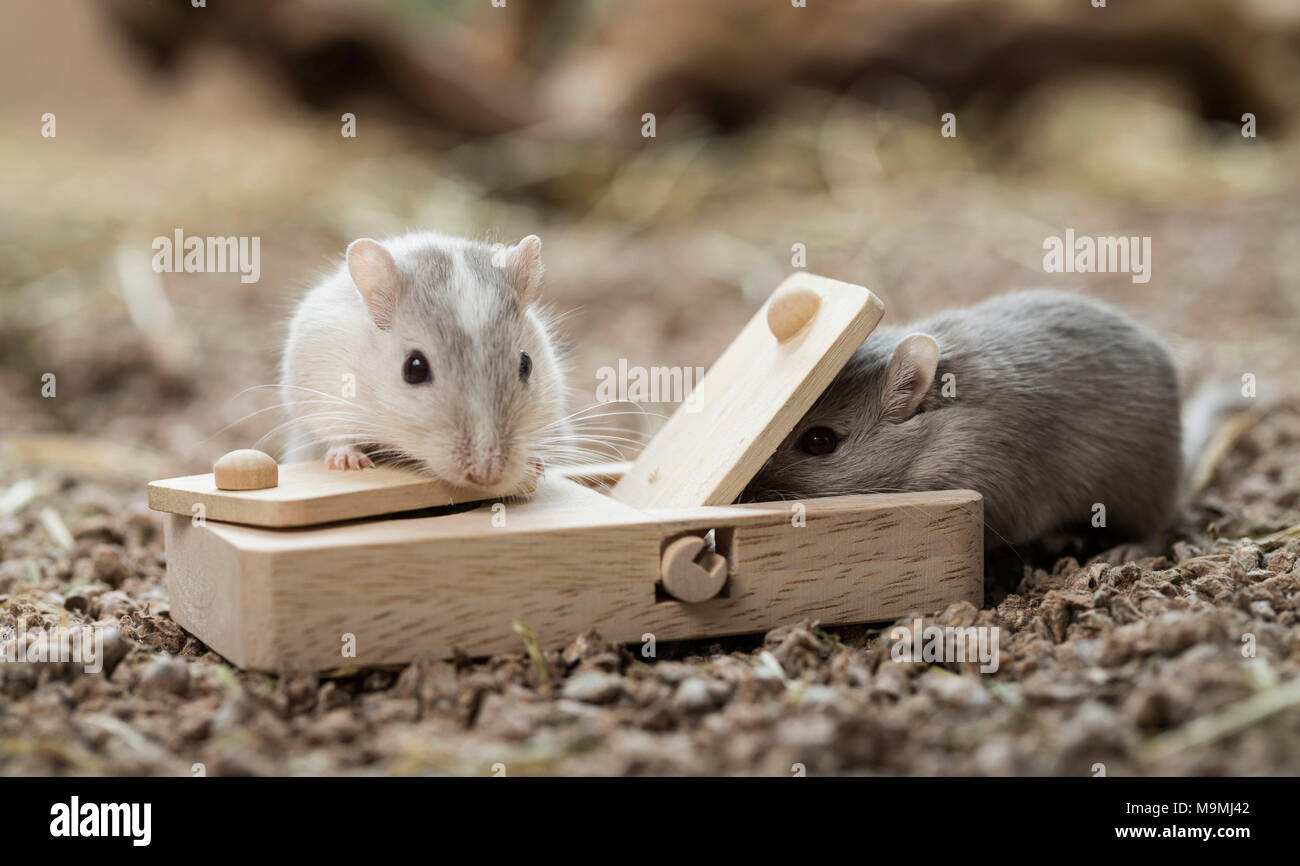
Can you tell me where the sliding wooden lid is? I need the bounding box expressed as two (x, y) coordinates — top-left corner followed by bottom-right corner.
(148, 460), (491, 528)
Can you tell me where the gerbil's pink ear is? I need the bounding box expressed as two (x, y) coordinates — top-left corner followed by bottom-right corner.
(882, 333), (940, 422)
(503, 235), (543, 305)
(346, 238), (399, 329)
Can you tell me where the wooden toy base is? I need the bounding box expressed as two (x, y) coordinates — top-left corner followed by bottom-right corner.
(163, 465), (983, 669)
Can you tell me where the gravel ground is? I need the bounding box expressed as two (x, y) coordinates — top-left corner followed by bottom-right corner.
(1, 401), (1298, 776)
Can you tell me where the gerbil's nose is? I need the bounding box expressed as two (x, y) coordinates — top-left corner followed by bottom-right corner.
(465, 469), (501, 487)
(456, 434), (506, 487)
(462, 451), (505, 487)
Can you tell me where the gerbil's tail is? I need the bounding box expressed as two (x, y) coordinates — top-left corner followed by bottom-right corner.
(1181, 379), (1259, 498)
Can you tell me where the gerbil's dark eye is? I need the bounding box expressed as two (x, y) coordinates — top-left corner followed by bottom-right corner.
(798, 426), (838, 456)
(519, 350), (532, 383)
(402, 350), (431, 385)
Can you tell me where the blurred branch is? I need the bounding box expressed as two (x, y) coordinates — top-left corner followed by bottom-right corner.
(545, 0), (1296, 141)
(99, 0), (1300, 152)
(102, 0), (542, 136)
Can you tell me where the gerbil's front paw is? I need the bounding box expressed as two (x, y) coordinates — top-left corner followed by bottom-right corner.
(325, 446), (375, 471)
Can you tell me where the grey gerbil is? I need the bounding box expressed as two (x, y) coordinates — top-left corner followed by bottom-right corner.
(280, 231), (571, 496)
(742, 290), (1183, 547)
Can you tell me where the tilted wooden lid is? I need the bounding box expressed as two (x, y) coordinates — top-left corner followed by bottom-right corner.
(610, 272), (883, 509)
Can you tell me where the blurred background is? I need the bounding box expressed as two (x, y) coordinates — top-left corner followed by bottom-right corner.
(2, 0), (1299, 474)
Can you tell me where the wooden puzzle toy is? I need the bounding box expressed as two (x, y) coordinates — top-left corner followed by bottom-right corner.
(148, 274), (984, 669)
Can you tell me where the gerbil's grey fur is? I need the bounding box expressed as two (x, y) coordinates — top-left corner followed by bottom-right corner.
(280, 231), (571, 496)
(742, 290), (1183, 547)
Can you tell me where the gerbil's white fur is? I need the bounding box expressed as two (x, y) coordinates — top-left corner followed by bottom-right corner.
(280, 231), (571, 496)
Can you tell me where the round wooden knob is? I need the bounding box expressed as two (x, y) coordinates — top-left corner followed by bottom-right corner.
(214, 449), (278, 490)
(767, 285), (821, 341)
(660, 535), (728, 603)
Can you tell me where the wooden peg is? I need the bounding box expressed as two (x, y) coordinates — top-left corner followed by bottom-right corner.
(767, 284), (821, 341)
(213, 449), (278, 491)
(659, 535), (728, 602)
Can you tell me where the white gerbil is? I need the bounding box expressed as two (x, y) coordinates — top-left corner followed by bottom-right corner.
(280, 231), (571, 496)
